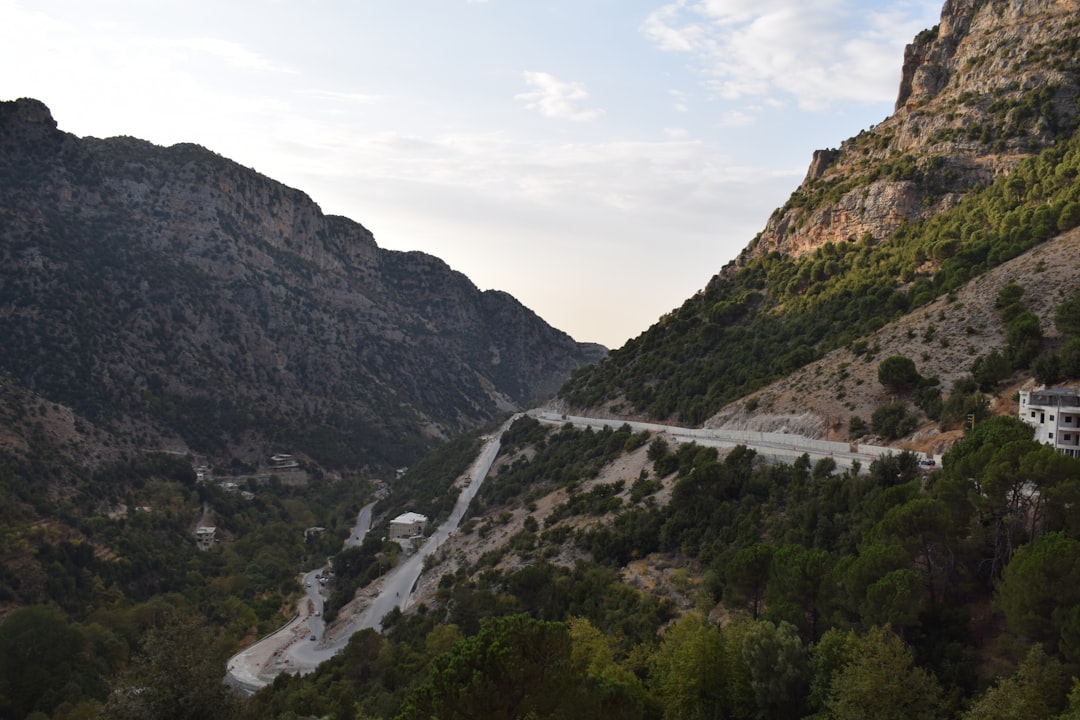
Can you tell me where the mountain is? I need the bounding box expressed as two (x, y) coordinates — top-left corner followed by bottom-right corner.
(6, 1), (1080, 719)
(559, 0), (1080, 433)
(746, 0), (1080, 264)
(0, 98), (605, 473)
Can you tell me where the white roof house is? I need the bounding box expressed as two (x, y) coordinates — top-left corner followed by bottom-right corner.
(389, 512), (428, 540)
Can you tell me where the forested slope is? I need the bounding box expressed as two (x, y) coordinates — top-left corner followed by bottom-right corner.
(6, 1), (1080, 719)
(560, 0), (1080, 429)
(561, 126), (1080, 426)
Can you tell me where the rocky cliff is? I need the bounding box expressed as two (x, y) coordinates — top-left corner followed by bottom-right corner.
(734, 0), (1080, 266)
(0, 98), (605, 472)
(557, 0), (1080, 430)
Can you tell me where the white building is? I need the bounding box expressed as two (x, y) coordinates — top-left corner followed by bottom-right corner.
(195, 526), (217, 550)
(270, 453), (299, 469)
(389, 512), (428, 541)
(1018, 387), (1080, 458)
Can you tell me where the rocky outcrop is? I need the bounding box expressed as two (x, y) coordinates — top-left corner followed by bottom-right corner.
(733, 0), (1080, 267)
(0, 99), (606, 471)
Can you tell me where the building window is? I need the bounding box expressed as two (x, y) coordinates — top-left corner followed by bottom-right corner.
(1031, 411), (1037, 418)
(1050, 432), (1054, 439)
(1051, 415), (1056, 421)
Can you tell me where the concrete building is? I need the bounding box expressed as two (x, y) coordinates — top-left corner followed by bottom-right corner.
(195, 526), (217, 550)
(389, 512), (428, 541)
(270, 453), (299, 469)
(1018, 386), (1080, 458)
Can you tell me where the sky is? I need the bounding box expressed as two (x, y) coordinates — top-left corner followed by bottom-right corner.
(1, 0), (943, 349)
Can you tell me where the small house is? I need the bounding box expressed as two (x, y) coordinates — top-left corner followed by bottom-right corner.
(195, 526), (217, 551)
(389, 512), (428, 541)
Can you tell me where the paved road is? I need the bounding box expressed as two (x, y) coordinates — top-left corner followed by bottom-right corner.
(351, 416), (513, 630)
(224, 501), (375, 694)
(345, 502), (374, 549)
(225, 408), (897, 693)
(224, 416), (515, 692)
(527, 410), (886, 470)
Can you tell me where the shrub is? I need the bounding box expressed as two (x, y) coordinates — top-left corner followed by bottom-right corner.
(878, 355), (922, 394)
(872, 402), (919, 439)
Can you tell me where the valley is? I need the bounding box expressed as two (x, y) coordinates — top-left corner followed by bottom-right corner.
(4, 0), (1080, 717)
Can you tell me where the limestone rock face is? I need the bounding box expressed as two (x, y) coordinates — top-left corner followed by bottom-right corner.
(0, 99), (606, 470)
(733, 0), (1080, 268)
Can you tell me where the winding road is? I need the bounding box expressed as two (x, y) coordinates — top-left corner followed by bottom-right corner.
(527, 410), (901, 470)
(225, 408), (911, 693)
(224, 415), (516, 694)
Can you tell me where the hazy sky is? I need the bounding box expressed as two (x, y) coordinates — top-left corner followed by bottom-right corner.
(2, 0), (942, 349)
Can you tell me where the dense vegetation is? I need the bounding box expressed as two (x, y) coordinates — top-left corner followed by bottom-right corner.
(6, 12), (1080, 720)
(0, 445), (371, 719)
(561, 127), (1080, 423)
(230, 415), (1080, 719)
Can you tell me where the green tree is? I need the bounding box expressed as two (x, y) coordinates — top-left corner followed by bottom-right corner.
(0, 605), (105, 719)
(872, 402), (918, 440)
(396, 614), (579, 720)
(724, 544), (773, 619)
(822, 626), (944, 720)
(724, 619), (810, 720)
(568, 617), (651, 719)
(1061, 338), (1080, 377)
(1006, 310), (1043, 369)
(973, 349), (1012, 391)
(996, 282), (1026, 312)
(765, 545), (832, 642)
(878, 355), (922, 394)
(873, 498), (954, 604)
(1033, 351), (1063, 385)
(969, 440), (1064, 579)
(861, 569), (923, 631)
(996, 532), (1080, 650)
(1055, 291), (1080, 338)
(807, 627), (854, 715)
(105, 609), (239, 720)
(648, 613), (726, 720)
(961, 644), (1068, 720)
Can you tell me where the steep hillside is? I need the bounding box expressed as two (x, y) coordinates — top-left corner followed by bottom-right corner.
(706, 226), (1080, 449)
(0, 98), (605, 474)
(745, 0), (1080, 264)
(9, 2), (1080, 718)
(559, 0), (1080, 433)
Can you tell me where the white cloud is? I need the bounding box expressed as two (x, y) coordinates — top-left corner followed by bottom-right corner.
(150, 36), (298, 75)
(718, 109), (753, 126)
(299, 89), (383, 105)
(642, 0), (940, 110)
(668, 88), (690, 112)
(515, 71), (605, 122)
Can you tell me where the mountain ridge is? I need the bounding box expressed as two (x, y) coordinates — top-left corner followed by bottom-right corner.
(735, 0), (1080, 268)
(557, 0), (1080, 434)
(0, 97), (605, 474)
